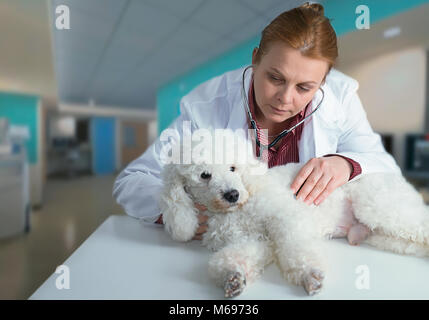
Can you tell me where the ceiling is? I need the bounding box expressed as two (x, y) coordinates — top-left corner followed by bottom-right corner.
(2, 1), (428, 113)
(50, 0), (305, 110)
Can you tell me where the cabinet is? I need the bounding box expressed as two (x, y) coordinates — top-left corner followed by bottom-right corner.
(0, 151), (31, 238)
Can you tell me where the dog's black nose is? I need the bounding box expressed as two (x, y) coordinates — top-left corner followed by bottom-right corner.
(223, 189), (239, 203)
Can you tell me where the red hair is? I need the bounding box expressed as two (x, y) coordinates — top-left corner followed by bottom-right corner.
(254, 2), (338, 77)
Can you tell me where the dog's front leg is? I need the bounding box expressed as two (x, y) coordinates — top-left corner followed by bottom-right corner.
(159, 193), (199, 242)
(208, 240), (274, 298)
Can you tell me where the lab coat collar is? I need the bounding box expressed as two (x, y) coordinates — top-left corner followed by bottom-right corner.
(227, 66), (252, 132)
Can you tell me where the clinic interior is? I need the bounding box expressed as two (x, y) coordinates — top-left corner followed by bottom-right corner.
(1, 0), (429, 299)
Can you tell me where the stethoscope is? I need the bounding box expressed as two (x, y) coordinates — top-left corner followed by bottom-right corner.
(241, 65), (325, 158)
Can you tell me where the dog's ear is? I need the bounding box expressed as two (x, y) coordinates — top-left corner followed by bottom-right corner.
(159, 164), (199, 242)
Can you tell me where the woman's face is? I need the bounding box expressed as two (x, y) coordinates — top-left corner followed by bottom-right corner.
(251, 41), (329, 125)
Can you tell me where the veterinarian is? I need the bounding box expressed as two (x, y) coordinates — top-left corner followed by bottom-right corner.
(113, 2), (401, 239)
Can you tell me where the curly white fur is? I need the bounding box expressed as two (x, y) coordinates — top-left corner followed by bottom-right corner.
(159, 139), (429, 297)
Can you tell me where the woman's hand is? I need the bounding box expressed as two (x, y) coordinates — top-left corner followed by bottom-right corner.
(192, 203), (208, 240)
(290, 156), (352, 206)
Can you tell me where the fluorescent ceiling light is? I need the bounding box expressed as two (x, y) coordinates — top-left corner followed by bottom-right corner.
(384, 26), (401, 38)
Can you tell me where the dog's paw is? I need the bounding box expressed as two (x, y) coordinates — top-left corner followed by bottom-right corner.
(347, 224), (370, 246)
(224, 270), (246, 298)
(328, 226), (348, 239)
(303, 268), (325, 296)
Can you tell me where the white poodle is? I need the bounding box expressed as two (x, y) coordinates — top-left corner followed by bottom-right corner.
(159, 135), (429, 297)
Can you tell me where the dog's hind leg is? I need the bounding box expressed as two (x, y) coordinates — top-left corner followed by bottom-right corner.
(364, 233), (429, 257)
(346, 173), (429, 246)
(208, 240), (273, 298)
(274, 237), (327, 296)
(264, 213), (327, 296)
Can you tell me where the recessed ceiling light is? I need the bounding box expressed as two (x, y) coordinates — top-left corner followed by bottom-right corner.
(384, 26), (401, 38)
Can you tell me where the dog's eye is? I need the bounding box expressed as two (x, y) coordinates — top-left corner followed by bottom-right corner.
(229, 166), (236, 172)
(200, 172), (212, 180)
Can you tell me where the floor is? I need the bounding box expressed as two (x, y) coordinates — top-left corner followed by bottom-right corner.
(0, 173), (126, 300)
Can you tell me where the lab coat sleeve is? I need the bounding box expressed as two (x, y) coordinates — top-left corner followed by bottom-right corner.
(335, 90), (401, 176)
(112, 101), (195, 223)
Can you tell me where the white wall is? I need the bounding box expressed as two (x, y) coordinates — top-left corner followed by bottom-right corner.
(339, 47), (427, 169)
(0, 0), (57, 106)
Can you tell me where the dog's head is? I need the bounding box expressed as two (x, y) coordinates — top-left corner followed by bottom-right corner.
(160, 129), (267, 215)
(167, 162), (250, 213)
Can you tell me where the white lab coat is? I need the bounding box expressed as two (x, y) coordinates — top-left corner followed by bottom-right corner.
(113, 66), (401, 223)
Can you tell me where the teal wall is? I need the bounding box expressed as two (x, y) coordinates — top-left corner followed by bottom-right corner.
(0, 92), (38, 164)
(157, 0), (429, 133)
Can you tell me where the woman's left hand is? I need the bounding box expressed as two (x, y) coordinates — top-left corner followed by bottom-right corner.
(290, 156), (352, 206)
